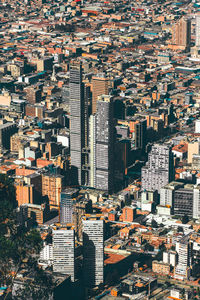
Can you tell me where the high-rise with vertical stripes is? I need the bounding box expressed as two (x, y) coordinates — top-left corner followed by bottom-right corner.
(82, 216), (104, 287)
(89, 95), (114, 193)
(69, 63), (85, 185)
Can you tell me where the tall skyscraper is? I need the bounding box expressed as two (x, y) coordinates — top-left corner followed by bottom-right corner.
(89, 95), (114, 193)
(52, 224), (75, 281)
(196, 15), (200, 47)
(92, 74), (109, 114)
(82, 216), (104, 287)
(172, 17), (191, 48)
(141, 144), (174, 193)
(69, 63), (85, 185)
(60, 188), (79, 224)
(134, 119), (147, 150)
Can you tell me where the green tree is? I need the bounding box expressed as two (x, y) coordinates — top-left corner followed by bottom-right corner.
(0, 175), (54, 299)
(151, 219), (158, 228)
(181, 215), (189, 224)
(177, 226), (184, 233)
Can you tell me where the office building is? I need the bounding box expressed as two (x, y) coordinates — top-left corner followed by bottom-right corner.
(69, 63), (86, 185)
(174, 185), (193, 217)
(52, 224), (75, 281)
(92, 74), (109, 114)
(25, 86), (42, 104)
(160, 181), (184, 212)
(134, 119), (147, 150)
(82, 215), (104, 287)
(172, 17), (191, 48)
(60, 188), (79, 224)
(89, 95), (114, 193)
(141, 144), (174, 193)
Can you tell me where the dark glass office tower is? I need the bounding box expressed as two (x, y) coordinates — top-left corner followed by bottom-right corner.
(69, 63), (86, 185)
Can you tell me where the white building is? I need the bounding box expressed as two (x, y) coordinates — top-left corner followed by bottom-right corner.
(193, 185), (200, 219)
(160, 181), (184, 208)
(196, 15), (200, 47)
(82, 217), (104, 287)
(57, 134), (69, 147)
(195, 119), (200, 134)
(163, 250), (178, 267)
(174, 235), (193, 280)
(52, 224), (75, 281)
(39, 243), (53, 268)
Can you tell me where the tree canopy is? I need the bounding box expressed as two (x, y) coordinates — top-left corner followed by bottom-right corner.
(0, 174), (54, 299)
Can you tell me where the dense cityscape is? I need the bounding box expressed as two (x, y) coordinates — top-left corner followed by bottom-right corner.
(0, 0), (200, 299)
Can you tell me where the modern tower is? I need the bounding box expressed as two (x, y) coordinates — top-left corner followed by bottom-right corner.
(52, 223), (75, 281)
(60, 188), (79, 224)
(134, 119), (147, 150)
(69, 63), (85, 185)
(82, 215), (104, 287)
(172, 17), (191, 48)
(89, 95), (114, 193)
(141, 144), (174, 193)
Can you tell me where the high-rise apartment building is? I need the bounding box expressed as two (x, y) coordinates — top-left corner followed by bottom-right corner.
(141, 144), (174, 193)
(89, 95), (114, 193)
(82, 215), (104, 287)
(172, 17), (191, 48)
(52, 224), (75, 281)
(134, 119), (147, 150)
(175, 235), (193, 280)
(196, 15), (200, 47)
(60, 188), (79, 224)
(92, 74), (109, 114)
(69, 63), (86, 185)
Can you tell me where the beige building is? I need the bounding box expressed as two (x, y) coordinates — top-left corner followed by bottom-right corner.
(7, 63), (24, 78)
(172, 17), (191, 48)
(152, 260), (170, 275)
(188, 141), (200, 163)
(37, 57), (53, 72)
(42, 173), (64, 209)
(0, 90), (12, 107)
